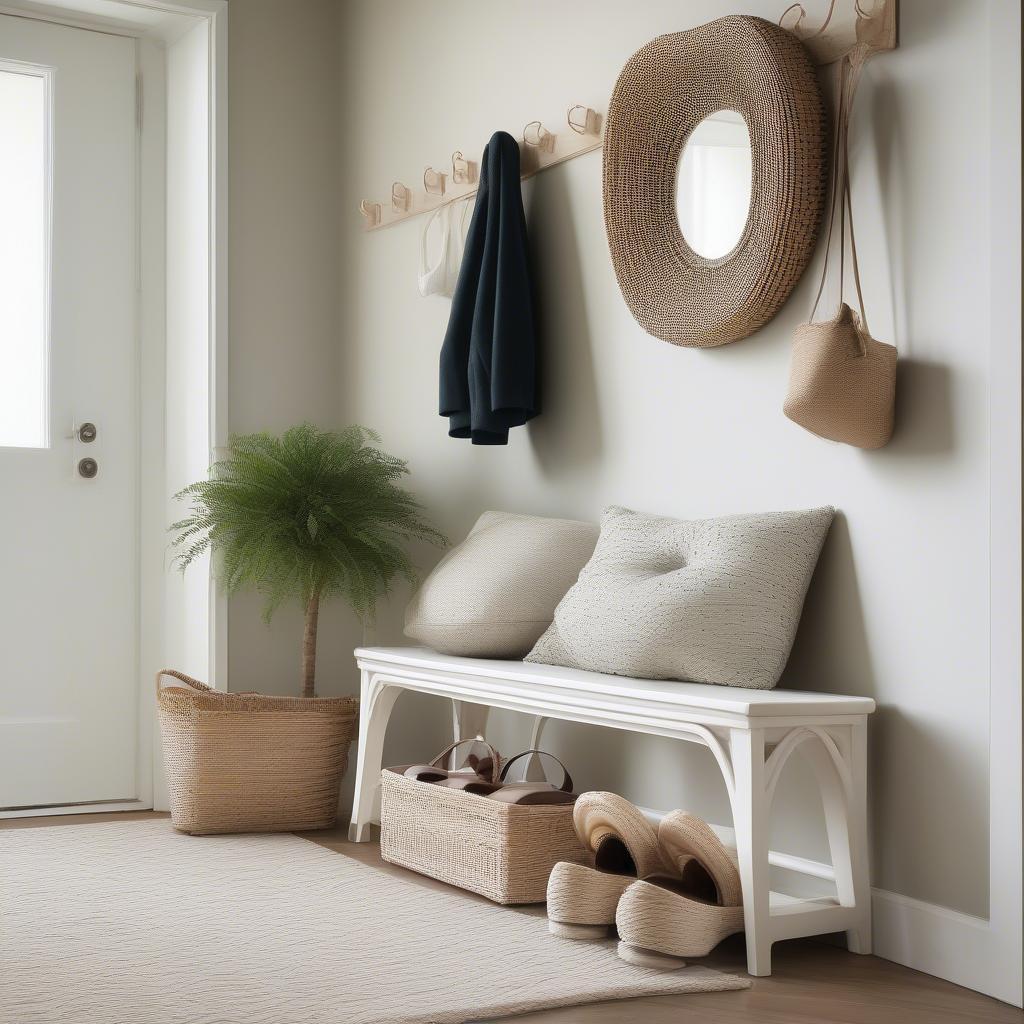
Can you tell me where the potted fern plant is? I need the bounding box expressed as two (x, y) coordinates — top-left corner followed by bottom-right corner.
(159, 424), (444, 835)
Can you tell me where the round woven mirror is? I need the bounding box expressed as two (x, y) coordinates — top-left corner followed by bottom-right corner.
(603, 16), (827, 348)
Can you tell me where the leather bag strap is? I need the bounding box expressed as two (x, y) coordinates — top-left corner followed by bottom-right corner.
(499, 749), (574, 792)
(809, 55), (870, 337)
(430, 738), (501, 783)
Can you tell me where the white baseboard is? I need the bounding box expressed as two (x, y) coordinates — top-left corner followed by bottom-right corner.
(872, 888), (1020, 1006)
(0, 800), (151, 820)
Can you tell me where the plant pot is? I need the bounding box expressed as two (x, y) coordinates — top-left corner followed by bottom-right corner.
(156, 670), (359, 835)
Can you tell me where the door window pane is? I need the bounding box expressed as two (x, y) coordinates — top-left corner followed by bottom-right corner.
(0, 66), (50, 448)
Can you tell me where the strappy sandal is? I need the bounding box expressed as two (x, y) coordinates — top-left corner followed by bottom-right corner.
(547, 792), (672, 939)
(397, 739), (501, 794)
(615, 811), (745, 970)
(485, 750), (577, 805)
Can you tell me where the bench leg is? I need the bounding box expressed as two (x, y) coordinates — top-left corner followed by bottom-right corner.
(798, 727), (872, 955)
(348, 671), (402, 842)
(731, 727), (773, 976)
(451, 700), (490, 746)
(845, 720), (872, 954)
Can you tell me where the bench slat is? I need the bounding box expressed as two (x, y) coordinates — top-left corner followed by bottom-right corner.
(355, 646), (875, 718)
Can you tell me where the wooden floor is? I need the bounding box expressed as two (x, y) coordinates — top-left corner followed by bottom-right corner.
(3, 811), (1021, 1024)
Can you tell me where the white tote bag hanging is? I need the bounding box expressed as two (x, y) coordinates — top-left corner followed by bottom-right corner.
(418, 197), (471, 299)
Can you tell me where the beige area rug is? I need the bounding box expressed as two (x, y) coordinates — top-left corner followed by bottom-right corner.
(0, 820), (748, 1024)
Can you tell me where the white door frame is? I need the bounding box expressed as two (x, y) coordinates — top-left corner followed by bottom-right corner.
(0, 0), (228, 816)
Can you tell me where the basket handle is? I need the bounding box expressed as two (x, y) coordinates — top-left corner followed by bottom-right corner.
(499, 749), (574, 792)
(430, 738), (501, 784)
(156, 669), (213, 696)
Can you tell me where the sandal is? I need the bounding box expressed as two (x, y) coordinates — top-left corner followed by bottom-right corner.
(485, 750), (578, 805)
(398, 739), (501, 794)
(547, 792), (672, 939)
(615, 811), (745, 970)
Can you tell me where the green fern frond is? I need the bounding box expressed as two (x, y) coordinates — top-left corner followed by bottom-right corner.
(170, 424), (446, 675)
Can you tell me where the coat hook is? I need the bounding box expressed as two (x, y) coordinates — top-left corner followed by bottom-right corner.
(779, 0), (837, 37)
(451, 150), (477, 185)
(567, 104), (602, 136)
(391, 181), (412, 213)
(778, 0), (895, 68)
(522, 120), (556, 153)
(359, 199), (381, 228)
(423, 166), (447, 197)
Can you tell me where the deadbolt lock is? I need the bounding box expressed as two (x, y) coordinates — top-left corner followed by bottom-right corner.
(78, 458), (98, 479)
(78, 422), (97, 443)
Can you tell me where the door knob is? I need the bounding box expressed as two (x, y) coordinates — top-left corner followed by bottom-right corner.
(78, 458), (98, 479)
(78, 422), (97, 443)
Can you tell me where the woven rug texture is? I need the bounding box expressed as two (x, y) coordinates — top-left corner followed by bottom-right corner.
(0, 820), (748, 1024)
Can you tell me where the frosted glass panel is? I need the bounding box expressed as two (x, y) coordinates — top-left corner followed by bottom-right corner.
(0, 68), (49, 448)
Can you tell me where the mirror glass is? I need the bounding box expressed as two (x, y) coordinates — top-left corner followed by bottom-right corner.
(676, 110), (752, 260)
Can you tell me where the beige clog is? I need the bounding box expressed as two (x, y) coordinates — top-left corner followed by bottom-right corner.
(547, 792), (671, 939)
(615, 811), (746, 969)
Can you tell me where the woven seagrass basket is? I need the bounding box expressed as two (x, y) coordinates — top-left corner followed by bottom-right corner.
(379, 768), (591, 905)
(156, 670), (359, 835)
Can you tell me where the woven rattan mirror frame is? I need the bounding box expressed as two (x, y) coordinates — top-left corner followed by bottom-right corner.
(603, 16), (828, 348)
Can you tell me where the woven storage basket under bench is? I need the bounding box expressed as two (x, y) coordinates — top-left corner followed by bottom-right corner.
(380, 768), (589, 904)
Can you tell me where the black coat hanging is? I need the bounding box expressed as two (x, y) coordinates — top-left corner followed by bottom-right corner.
(439, 131), (538, 445)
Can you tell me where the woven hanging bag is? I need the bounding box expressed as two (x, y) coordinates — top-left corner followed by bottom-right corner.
(156, 669), (359, 835)
(784, 56), (896, 450)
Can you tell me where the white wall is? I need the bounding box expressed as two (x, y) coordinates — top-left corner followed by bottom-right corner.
(333, 0), (1001, 925)
(226, 0), (350, 698)
(222, 0), (1019, 989)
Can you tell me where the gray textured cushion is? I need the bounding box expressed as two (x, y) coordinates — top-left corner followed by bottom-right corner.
(404, 511), (600, 659)
(526, 505), (834, 689)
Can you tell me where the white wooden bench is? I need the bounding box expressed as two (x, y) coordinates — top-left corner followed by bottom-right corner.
(348, 645), (875, 977)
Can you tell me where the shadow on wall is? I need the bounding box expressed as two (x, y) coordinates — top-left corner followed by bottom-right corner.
(786, 356), (956, 694)
(785, 512), (877, 699)
(889, 358), (955, 458)
(523, 170), (604, 477)
(864, 0), (961, 338)
(869, 75), (907, 348)
(870, 699), (989, 913)
(865, 65), (957, 461)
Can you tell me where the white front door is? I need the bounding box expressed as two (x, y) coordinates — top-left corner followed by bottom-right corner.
(0, 15), (139, 809)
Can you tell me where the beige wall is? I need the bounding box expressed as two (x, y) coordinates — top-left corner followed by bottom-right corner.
(227, 0), (352, 697)
(230, 0), (998, 918)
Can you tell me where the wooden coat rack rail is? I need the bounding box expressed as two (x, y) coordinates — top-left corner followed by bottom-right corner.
(357, 0), (896, 234)
(359, 104), (604, 232)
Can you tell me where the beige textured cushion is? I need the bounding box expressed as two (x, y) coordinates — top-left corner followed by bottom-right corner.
(526, 505), (834, 689)
(404, 511), (600, 659)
